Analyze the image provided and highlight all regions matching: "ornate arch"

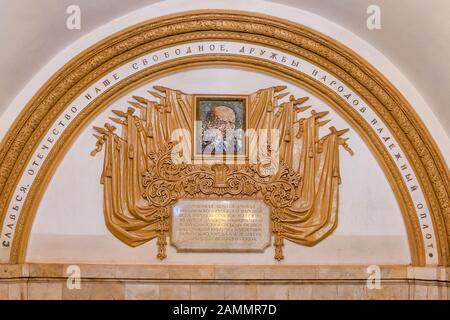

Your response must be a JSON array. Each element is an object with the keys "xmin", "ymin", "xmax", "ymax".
[{"xmin": 0, "ymin": 11, "xmax": 448, "ymax": 265}]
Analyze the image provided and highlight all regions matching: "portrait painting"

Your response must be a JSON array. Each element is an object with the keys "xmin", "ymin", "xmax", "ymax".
[{"xmin": 194, "ymin": 96, "xmax": 247, "ymax": 159}]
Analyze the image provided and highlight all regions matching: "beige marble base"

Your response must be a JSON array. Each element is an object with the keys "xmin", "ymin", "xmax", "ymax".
[{"xmin": 0, "ymin": 264, "xmax": 448, "ymax": 300}]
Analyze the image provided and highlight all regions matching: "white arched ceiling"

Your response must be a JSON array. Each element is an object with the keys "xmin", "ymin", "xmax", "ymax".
[{"xmin": 0, "ymin": 0, "xmax": 448, "ymax": 163}]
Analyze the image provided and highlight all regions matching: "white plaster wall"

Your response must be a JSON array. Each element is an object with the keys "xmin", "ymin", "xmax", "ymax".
[{"xmin": 27, "ymin": 67, "xmax": 411, "ymax": 264}]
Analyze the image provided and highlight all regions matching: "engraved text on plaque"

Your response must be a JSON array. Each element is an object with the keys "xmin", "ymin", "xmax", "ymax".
[{"xmin": 171, "ymin": 199, "xmax": 271, "ymax": 252}]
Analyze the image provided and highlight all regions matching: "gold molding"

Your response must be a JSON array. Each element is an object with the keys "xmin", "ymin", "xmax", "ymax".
[{"xmin": 0, "ymin": 10, "xmax": 448, "ymax": 265}]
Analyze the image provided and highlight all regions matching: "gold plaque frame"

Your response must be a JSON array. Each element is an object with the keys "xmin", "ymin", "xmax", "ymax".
[
  {"xmin": 169, "ymin": 198, "xmax": 272, "ymax": 254},
  {"xmin": 192, "ymin": 94, "xmax": 249, "ymax": 163}
]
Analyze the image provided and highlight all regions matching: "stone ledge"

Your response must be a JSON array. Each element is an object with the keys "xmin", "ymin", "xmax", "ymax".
[
  {"xmin": 1, "ymin": 264, "xmax": 449, "ymax": 300},
  {"xmin": 0, "ymin": 264, "xmax": 449, "ymax": 282},
  {"xmin": 0, "ymin": 278, "xmax": 448, "ymax": 300}
]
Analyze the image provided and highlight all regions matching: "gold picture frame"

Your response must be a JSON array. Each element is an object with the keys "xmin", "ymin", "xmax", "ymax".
[{"xmin": 192, "ymin": 94, "xmax": 249, "ymax": 163}]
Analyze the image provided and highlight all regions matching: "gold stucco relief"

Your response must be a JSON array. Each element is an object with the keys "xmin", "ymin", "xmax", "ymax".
[{"xmin": 92, "ymin": 85, "xmax": 353, "ymax": 260}]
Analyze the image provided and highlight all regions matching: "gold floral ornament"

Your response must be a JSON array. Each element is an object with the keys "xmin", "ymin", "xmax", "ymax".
[{"xmin": 91, "ymin": 85, "xmax": 353, "ymax": 260}]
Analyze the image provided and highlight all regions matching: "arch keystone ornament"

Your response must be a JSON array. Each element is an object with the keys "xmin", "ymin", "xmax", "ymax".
[{"xmin": 0, "ymin": 11, "xmax": 448, "ymax": 266}]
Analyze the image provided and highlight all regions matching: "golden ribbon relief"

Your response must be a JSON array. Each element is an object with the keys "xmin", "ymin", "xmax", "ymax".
[{"xmin": 91, "ymin": 85, "xmax": 353, "ymax": 260}]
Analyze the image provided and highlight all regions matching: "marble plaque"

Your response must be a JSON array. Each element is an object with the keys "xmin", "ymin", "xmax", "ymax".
[{"xmin": 171, "ymin": 199, "xmax": 271, "ymax": 252}]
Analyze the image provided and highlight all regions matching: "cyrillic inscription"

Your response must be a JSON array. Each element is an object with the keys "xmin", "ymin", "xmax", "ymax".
[{"xmin": 171, "ymin": 199, "xmax": 270, "ymax": 252}]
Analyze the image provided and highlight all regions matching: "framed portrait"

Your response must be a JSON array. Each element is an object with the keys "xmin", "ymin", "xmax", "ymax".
[{"xmin": 193, "ymin": 95, "xmax": 248, "ymax": 161}]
